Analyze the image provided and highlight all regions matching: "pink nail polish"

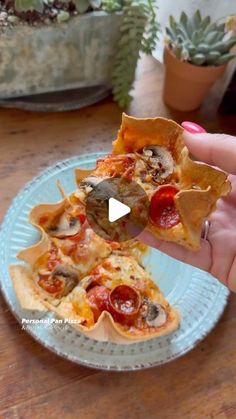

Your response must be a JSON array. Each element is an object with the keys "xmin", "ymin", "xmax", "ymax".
[{"xmin": 181, "ymin": 121, "xmax": 206, "ymax": 134}]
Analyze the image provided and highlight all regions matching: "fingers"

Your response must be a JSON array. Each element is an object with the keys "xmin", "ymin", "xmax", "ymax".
[
  {"xmin": 138, "ymin": 230, "xmax": 212, "ymax": 273},
  {"xmin": 183, "ymin": 131, "xmax": 236, "ymax": 175}
]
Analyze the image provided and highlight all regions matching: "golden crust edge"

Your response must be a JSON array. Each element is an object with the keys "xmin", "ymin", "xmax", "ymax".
[
  {"xmin": 112, "ymin": 113, "xmax": 183, "ymax": 152},
  {"xmin": 17, "ymin": 200, "xmax": 68, "ymax": 264},
  {"xmin": 49, "ymin": 301, "xmax": 180, "ymax": 344},
  {"xmin": 10, "ymin": 256, "xmax": 180, "ymax": 343},
  {"xmin": 10, "ymin": 265, "xmax": 48, "ymax": 311}
]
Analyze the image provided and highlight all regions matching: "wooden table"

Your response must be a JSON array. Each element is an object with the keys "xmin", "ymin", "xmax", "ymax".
[{"xmin": 0, "ymin": 57, "xmax": 236, "ymax": 419}]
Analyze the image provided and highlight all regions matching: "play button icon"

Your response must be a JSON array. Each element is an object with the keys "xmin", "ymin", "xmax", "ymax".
[
  {"xmin": 108, "ymin": 198, "xmax": 131, "ymax": 222},
  {"xmin": 85, "ymin": 177, "xmax": 149, "ymax": 242}
]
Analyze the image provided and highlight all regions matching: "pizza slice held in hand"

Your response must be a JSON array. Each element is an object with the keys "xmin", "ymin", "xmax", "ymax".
[{"xmin": 75, "ymin": 114, "xmax": 231, "ymax": 250}]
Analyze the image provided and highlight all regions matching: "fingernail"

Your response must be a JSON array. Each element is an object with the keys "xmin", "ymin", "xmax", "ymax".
[{"xmin": 181, "ymin": 121, "xmax": 206, "ymax": 134}]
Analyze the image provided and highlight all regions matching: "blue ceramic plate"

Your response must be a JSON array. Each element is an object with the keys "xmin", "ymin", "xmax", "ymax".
[{"xmin": 0, "ymin": 153, "xmax": 229, "ymax": 370}]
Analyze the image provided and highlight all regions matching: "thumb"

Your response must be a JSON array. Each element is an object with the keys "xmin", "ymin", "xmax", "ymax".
[{"xmin": 183, "ymin": 131, "xmax": 236, "ymax": 175}]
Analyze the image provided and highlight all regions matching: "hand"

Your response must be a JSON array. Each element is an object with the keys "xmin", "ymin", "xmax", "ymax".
[{"xmin": 139, "ymin": 128, "xmax": 236, "ymax": 292}]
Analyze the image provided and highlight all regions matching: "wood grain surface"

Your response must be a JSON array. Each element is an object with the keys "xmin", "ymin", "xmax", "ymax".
[{"xmin": 0, "ymin": 57, "xmax": 236, "ymax": 419}]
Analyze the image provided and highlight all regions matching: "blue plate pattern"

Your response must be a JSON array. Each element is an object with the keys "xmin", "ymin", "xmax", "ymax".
[{"xmin": 0, "ymin": 153, "xmax": 229, "ymax": 370}]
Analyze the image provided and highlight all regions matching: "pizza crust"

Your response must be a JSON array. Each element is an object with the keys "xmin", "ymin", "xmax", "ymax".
[
  {"xmin": 50, "ymin": 293, "xmax": 180, "ymax": 344},
  {"xmin": 10, "ymin": 265, "xmax": 47, "ymax": 311},
  {"xmin": 113, "ymin": 113, "xmax": 184, "ymax": 158},
  {"xmin": 75, "ymin": 168, "xmax": 93, "ymax": 185},
  {"xmin": 10, "ymin": 261, "xmax": 180, "ymax": 343},
  {"xmin": 74, "ymin": 114, "xmax": 231, "ymax": 249},
  {"xmin": 18, "ymin": 230, "xmax": 51, "ymax": 265}
]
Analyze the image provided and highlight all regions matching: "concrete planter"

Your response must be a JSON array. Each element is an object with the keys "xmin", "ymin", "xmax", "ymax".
[{"xmin": 0, "ymin": 11, "xmax": 122, "ymax": 99}]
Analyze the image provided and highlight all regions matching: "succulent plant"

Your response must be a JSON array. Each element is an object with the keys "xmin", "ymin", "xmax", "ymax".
[{"xmin": 166, "ymin": 10, "xmax": 236, "ymax": 66}]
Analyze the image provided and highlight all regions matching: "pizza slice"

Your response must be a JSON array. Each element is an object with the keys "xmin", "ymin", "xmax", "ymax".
[
  {"xmin": 10, "ymin": 197, "xmax": 111, "ymax": 309},
  {"xmin": 10, "ymin": 233, "xmax": 111, "ymax": 310},
  {"xmin": 10, "ymin": 187, "xmax": 147, "ymax": 310},
  {"xmin": 29, "ymin": 188, "xmax": 147, "ymax": 263},
  {"xmin": 50, "ymin": 254, "xmax": 180, "ymax": 343},
  {"xmin": 75, "ymin": 114, "xmax": 231, "ymax": 250},
  {"xmin": 29, "ymin": 197, "xmax": 111, "ymax": 274}
]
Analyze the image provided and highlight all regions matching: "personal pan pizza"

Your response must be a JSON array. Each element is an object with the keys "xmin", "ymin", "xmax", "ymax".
[{"xmin": 10, "ymin": 114, "xmax": 230, "ymax": 343}]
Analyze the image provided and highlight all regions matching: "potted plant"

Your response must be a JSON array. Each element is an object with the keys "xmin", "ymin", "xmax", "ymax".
[
  {"xmin": 0, "ymin": 0, "xmax": 159, "ymax": 107},
  {"xmin": 163, "ymin": 10, "xmax": 236, "ymax": 111}
]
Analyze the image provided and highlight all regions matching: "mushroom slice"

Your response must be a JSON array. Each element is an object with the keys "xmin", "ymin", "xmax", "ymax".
[
  {"xmin": 52, "ymin": 264, "xmax": 79, "ymax": 297},
  {"xmin": 142, "ymin": 300, "xmax": 167, "ymax": 327},
  {"xmin": 142, "ymin": 145, "xmax": 174, "ymax": 183},
  {"xmin": 74, "ymin": 177, "xmax": 104, "ymax": 201},
  {"xmin": 49, "ymin": 212, "xmax": 81, "ymax": 238},
  {"xmin": 80, "ymin": 176, "xmax": 103, "ymax": 191}
]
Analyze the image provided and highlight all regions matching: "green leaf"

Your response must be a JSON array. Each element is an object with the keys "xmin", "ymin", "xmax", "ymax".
[
  {"xmin": 206, "ymin": 50, "xmax": 221, "ymax": 64},
  {"xmin": 191, "ymin": 53, "xmax": 206, "ymax": 65},
  {"xmin": 165, "ymin": 27, "xmax": 175, "ymax": 41},
  {"xmin": 205, "ymin": 31, "xmax": 221, "ymax": 45},
  {"xmin": 192, "ymin": 9, "xmax": 202, "ymax": 29},
  {"xmin": 216, "ymin": 22, "xmax": 225, "ymax": 32},
  {"xmin": 180, "ymin": 11, "xmax": 188, "ymax": 29},
  {"xmin": 169, "ymin": 15, "xmax": 177, "ymax": 31},
  {"xmin": 215, "ymin": 32, "xmax": 226, "ymax": 42},
  {"xmin": 191, "ymin": 29, "xmax": 201, "ymax": 45},
  {"xmin": 111, "ymin": 0, "xmax": 159, "ymax": 107},
  {"xmin": 175, "ymin": 45, "xmax": 183, "ymax": 60},
  {"xmin": 57, "ymin": 10, "xmax": 70, "ymax": 22},
  {"xmin": 215, "ymin": 53, "xmax": 236, "ymax": 65},
  {"xmin": 102, "ymin": 0, "xmax": 123, "ymax": 12},
  {"xmin": 74, "ymin": 0, "xmax": 90, "ymax": 13},
  {"xmin": 7, "ymin": 15, "xmax": 19, "ymax": 23},
  {"xmin": 176, "ymin": 23, "xmax": 189, "ymax": 40},
  {"xmin": 210, "ymin": 37, "xmax": 236, "ymax": 54},
  {"xmin": 200, "ymin": 15, "xmax": 211, "ymax": 32},
  {"xmin": 203, "ymin": 22, "xmax": 216, "ymax": 36},
  {"xmin": 197, "ymin": 43, "xmax": 209, "ymax": 54},
  {"xmin": 15, "ymin": 0, "xmax": 44, "ymax": 12}
]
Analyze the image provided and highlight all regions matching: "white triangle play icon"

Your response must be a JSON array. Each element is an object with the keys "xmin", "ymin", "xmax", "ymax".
[{"xmin": 108, "ymin": 197, "xmax": 131, "ymax": 223}]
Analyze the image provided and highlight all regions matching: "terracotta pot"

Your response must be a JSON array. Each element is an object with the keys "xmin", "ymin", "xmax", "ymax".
[{"xmin": 163, "ymin": 47, "xmax": 227, "ymax": 111}]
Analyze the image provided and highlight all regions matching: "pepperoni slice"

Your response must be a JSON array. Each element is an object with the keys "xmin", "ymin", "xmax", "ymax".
[
  {"xmin": 87, "ymin": 285, "xmax": 111, "ymax": 322},
  {"xmin": 150, "ymin": 186, "xmax": 180, "ymax": 229},
  {"xmin": 38, "ymin": 275, "xmax": 63, "ymax": 295},
  {"xmin": 77, "ymin": 213, "xmax": 86, "ymax": 225},
  {"xmin": 109, "ymin": 285, "xmax": 141, "ymax": 325}
]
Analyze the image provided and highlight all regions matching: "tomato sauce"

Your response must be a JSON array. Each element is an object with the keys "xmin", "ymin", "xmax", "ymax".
[{"xmin": 150, "ymin": 186, "xmax": 180, "ymax": 229}]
